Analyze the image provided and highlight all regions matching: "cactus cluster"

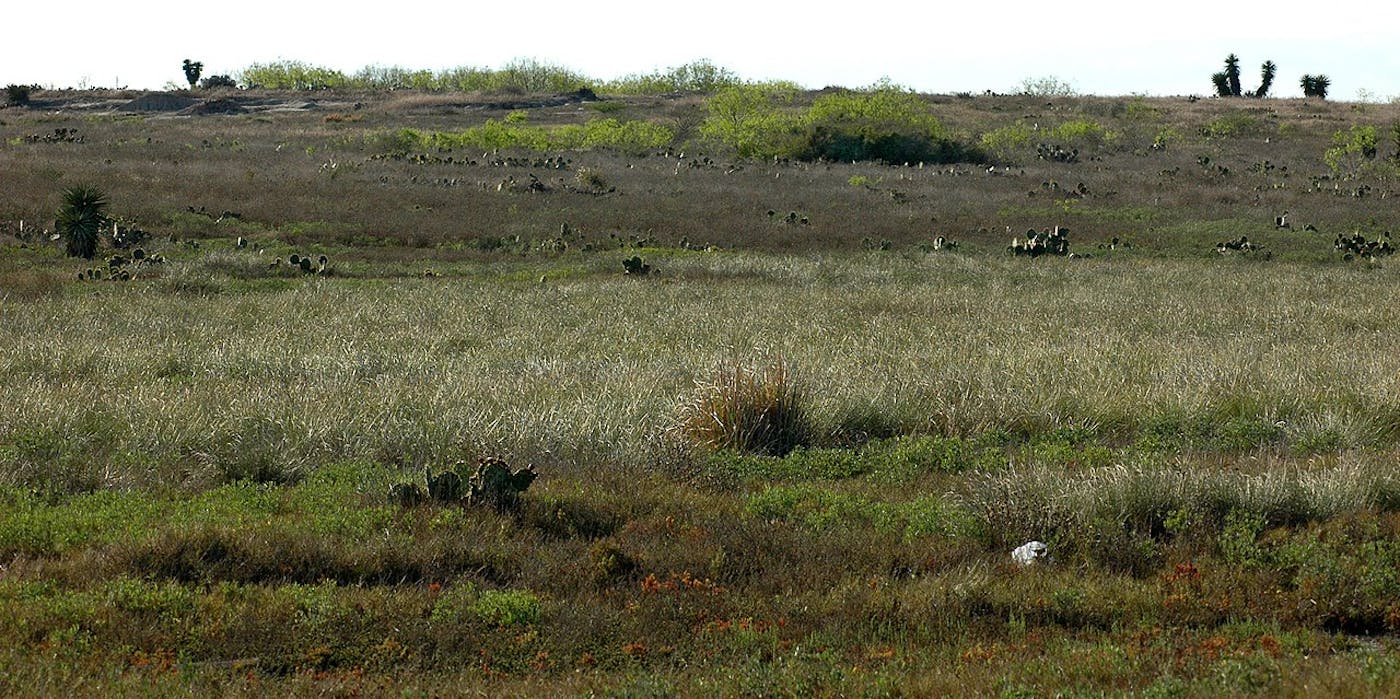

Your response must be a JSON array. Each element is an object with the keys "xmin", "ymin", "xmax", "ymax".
[
  {"xmin": 77, "ymin": 248, "xmax": 165, "ymax": 281},
  {"xmin": 767, "ymin": 210, "xmax": 810, "ymax": 225},
  {"xmin": 496, "ymin": 173, "xmax": 549, "ymax": 193},
  {"xmin": 26, "ymin": 127, "xmax": 83, "ymax": 144},
  {"xmin": 388, "ymin": 457, "xmax": 538, "ymax": 511},
  {"xmin": 271, "ymin": 253, "xmax": 330, "ymax": 274},
  {"xmin": 1335, "ymin": 231, "xmax": 1394, "ymax": 261},
  {"xmin": 1036, "ymin": 144, "xmax": 1078, "ymax": 163},
  {"xmin": 1215, "ymin": 236, "xmax": 1264, "ymax": 254},
  {"xmin": 623, "ymin": 255, "xmax": 652, "ymax": 276},
  {"xmin": 1010, "ymin": 226, "xmax": 1071, "ymax": 257},
  {"xmin": 469, "ymin": 456, "xmax": 538, "ymax": 511},
  {"xmin": 110, "ymin": 219, "xmax": 150, "ymax": 248}
]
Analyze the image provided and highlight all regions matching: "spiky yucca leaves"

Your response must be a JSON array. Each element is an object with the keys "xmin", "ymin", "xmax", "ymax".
[
  {"xmin": 1255, "ymin": 60, "xmax": 1277, "ymax": 98},
  {"xmin": 182, "ymin": 59, "xmax": 203, "ymax": 89},
  {"xmin": 675, "ymin": 359, "xmax": 811, "ymax": 456},
  {"xmin": 1224, "ymin": 54, "xmax": 1242, "ymax": 97},
  {"xmin": 1211, "ymin": 72, "xmax": 1231, "ymax": 98},
  {"xmin": 57, "ymin": 185, "xmax": 110, "ymax": 259},
  {"xmin": 1301, "ymin": 74, "xmax": 1331, "ymax": 99}
]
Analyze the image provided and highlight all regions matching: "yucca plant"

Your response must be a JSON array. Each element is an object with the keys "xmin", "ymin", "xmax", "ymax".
[
  {"xmin": 1301, "ymin": 74, "xmax": 1331, "ymax": 99},
  {"xmin": 1212, "ymin": 54, "xmax": 1276, "ymax": 98},
  {"xmin": 1254, "ymin": 61, "xmax": 1277, "ymax": 98},
  {"xmin": 675, "ymin": 359, "xmax": 811, "ymax": 456},
  {"xmin": 182, "ymin": 59, "xmax": 203, "ymax": 89},
  {"xmin": 57, "ymin": 185, "xmax": 109, "ymax": 259}
]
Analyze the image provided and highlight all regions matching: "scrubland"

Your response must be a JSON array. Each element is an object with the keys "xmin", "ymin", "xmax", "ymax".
[{"xmin": 3, "ymin": 79, "xmax": 1400, "ymax": 696}]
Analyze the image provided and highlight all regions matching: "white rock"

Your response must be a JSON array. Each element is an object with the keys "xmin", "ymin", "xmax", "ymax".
[{"xmin": 1011, "ymin": 540, "xmax": 1048, "ymax": 566}]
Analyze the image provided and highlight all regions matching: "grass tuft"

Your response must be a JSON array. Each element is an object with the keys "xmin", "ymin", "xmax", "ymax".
[{"xmin": 674, "ymin": 359, "xmax": 810, "ymax": 456}]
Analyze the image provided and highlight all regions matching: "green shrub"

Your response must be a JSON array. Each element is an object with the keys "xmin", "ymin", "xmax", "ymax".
[
  {"xmin": 199, "ymin": 74, "xmax": 238, "ymax": 89},
  {"xmin": 699, "ymin": 83, "xmax": 804, "ymax": 158},
  {"xmin": 239, "ymin": 61, "xmax": 351, "ymax": 90},
  {"xmin": 5, "ymin": 83, "xmax": 32, "ymax": 106},
  {"xmin": 674, "ymin": 359, "xmax": 811, "ymax": 456},
  {"xmin": 382, "ymin": 116, "xmax": 673, "ymax": 155},
  {"xmin": 1047, "ymin": 119, "xmax": 1119, "ymax": 148},
  {"xmin": 700, "ymin": 80, "xmax": 982, "ymax": 165},
  {"xmin": 471, "ymin": 589, "xmax": 542, "ymax": 627},
  {"xmin": 1325, "ymin": 125, "xmax": 1379, "ymax": 176},
  {"xmin": 1017, "ymin": 75, "xmax": 1077, "ymax": 97},
  {"xmin": 980, "ymin": 122, "xmax": 1034, "ymax": 160},
  {"xmin": 797, "ymin": 81, "xmax": 982, "ymax": 164},
  {"xmin": 1201, "ymin": 111, "xmax": 1262, "ymax": 140},
  {"xmin": 605, "ymin": 59, "xmax": 742, "ymax": 95}
]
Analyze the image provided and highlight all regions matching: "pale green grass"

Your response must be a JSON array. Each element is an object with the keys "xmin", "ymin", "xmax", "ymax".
[{"xmin": 4, "ymin": 252, "xmax": 1400, "ymax": 490}]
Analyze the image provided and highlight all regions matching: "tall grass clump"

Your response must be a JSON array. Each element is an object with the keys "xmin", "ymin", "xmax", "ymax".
[{"xmin": 675, "ymin": 359, "xmax": 811, "ymax": 456}]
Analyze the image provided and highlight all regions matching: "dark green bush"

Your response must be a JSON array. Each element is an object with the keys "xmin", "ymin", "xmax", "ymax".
[
  {"xmin": 798, "ymin": 124, "xmax": 983, "ymax": 165},
  {"xmin": 5, "ymin": 83, "xmax": 32, "ymax": 106},
  {"xmin": 700, "ymin": 81, "xmax": 983, "ymax": 165},
  {"xmin": 200, "ymin": 74, "xmax": 238, "ymax": 89}
]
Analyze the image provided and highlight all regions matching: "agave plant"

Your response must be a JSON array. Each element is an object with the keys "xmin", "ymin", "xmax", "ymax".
[{"xmin": 57, "ymin": 185, "xmax": 109, "ymax": 259}]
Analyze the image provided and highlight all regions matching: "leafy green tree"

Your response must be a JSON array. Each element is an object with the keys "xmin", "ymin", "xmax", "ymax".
[
  {"xmin": 57, "ymin": 185, "xmax": 109, "ymax": 259},
  {"xmin": 1225, "ymin": 54, "xmax": 1242, "ymax": 96},
  {"xmin": 699, "ymin": 84, "xmax": 801, "ymax": 158},
  {"xmin": 182, "ymin": 59, "xmax": 203, "ymax": 89}
]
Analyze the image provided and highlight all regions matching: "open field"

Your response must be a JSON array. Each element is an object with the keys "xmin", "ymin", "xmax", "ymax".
[{"xmin": 3, "ymin": 85, "xmax": 1400, "ymax": 696}]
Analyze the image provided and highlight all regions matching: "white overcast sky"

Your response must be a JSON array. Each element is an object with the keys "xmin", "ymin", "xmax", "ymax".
[{"xmin": 6, "ymin": 1, "xmax": 1399, "ymax": 99}]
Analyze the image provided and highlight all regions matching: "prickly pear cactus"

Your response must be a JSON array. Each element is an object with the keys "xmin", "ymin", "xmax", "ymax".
[
  {"xmin": 468, "ymin": 457, "xmax": 538, "ymax": 511},
  {"xmin": 425, "ymin": 468, "xmax": 463, "ymax": 503},
  {"xmin": 388, "ymin": 482, "xmax": 427, "ymax": 507}
]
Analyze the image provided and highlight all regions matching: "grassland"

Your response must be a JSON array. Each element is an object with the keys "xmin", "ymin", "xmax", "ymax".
[{"xmin": 3, "ymin": 83, "xmax": 1400, "ymax": 697}]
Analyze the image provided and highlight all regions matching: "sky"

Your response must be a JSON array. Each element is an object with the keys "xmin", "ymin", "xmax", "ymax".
[{"xmin": 6, "ymin": 1, "xmax": 1400, "ymax": 100}]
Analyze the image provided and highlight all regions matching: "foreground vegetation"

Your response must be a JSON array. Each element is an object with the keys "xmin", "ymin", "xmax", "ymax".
[{"xmin": 3, "ymin": 82, "xmax": 1400, "ymax": 695}]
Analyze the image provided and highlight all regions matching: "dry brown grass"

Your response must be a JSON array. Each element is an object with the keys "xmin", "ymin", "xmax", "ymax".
[
  {"xmin": 674, "ymin": 358, "xmax": 811, "ymax": 456},
  {"xmin": 3, "ymin": 89, "xmax": 1396, "ymax": 260}
]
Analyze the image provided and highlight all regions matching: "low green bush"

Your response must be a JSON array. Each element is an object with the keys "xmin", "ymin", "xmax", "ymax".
[{"xmin": 700, "ymin": 80, "xmax": 983, "ymax": 165}]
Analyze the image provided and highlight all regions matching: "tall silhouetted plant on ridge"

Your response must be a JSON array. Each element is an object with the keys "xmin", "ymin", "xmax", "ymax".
[
  {"xmin": 1212, "ymin": 54, "xmax": 1275, "ymax": 98},
  {"xmin": 1301, "ymin": 74, "xmax": 1331, "ymax": 99}
]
